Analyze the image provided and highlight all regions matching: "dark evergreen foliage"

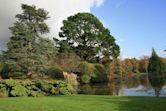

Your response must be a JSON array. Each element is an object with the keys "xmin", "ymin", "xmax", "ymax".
[
  {"xmin": 2, "ymin": 4, "xmax": 56, "ymax": 78},
  {"xmin": 148, "ymin": 48, "xmax": 166, "ymax": 97}
]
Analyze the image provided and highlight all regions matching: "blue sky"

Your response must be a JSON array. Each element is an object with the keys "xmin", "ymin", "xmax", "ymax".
[{"xmin": 91, "ymin": 0, "xmax": 166, "ymax": 58}]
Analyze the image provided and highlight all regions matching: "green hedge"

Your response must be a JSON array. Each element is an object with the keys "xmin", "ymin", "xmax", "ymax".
[{"xmin": 0, "ymin": 79, "xmax": 76, "ymax": 97}]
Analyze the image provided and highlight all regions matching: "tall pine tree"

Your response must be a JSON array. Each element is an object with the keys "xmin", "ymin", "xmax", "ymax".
[{"xmin": 2, "ymin": 4, "xmax": 55, "ymax": 78}]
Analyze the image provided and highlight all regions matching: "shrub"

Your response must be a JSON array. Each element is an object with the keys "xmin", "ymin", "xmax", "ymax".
[
  {"xmin": 78, "ymin": 62, "xmax": 96, "ymax": 83},
  {"xmin": 0, "ymin": 79, "xmax": 75, "ymax": 97},
  {"xmin": 79, "ymin": 84, "xmax": 95, "ymax": 94},
  {"xmin": 10, "ymin": 85, "xmax": 27, "ymax": 97},
  {"xmin": 0, "ymin": 92, "xmax": 7, "ymax": 97},
  {"xmin": 82, "ymin": 75, "xmax": 91, "ymax": 84},
  {"xmin": 28, "ymin": 91, "xmax": 44, "ymax": 97},
  {"xmin": 91, "ymin": 64, "xmax": 108, "ymax": 83},
  {"xmin": 26, "ymin": 84, "xmax": 40, "ymax": 92},
  {"xmin": 50, "ymin": 87, "xmax": 59, "ymax": 95},
  {"xmin": 67, "ymin": 84, "xmax": 77, "ymax": 94},
  {"xmin": 63, "ymin": 72, "xmax": 78, "ymax": 94},
  {"xmin": 20, "ymin": 80, "xmax": 33, "ymax": 86},
  {"xmin": 0, "ymin": 85, "xmax": 8, "ymax": 97},
  {"xmin": 59, "ymin": 87, "xmax": 71, "ymax": 95},
  {"xmin": 3, "ymin": 79, "xmax": 20, "ymax": 88},
  {"xmin": 35, "ymin": 80, "xmax": 53, "ymax": 95},
  {"xmin": 45, "ymin": 67, "xmax": 64, "ymax": 79},
  {"xmin": 78, "ymin": 62, "xmax": 108, "ymax": 83}
]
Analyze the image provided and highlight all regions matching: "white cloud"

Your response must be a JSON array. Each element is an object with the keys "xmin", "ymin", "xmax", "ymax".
[
  {"xmin": 94, "ymin": 0, "xmax": 104, "ymax": 7},
  {"xmin": 0, "ymin": 0, "xmax": 104, "ymax": 50}
]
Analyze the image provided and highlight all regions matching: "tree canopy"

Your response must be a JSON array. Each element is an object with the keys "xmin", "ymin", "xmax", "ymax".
[{"xmin": 58, "ymin": 13, "xmax": 120, "ymax": 63}]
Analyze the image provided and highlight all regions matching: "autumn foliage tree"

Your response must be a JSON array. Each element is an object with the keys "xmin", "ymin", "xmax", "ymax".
[
  {"xmin": 139, "ymin": 56, "xmax": 149, "ymax": 73},
  {"xmin": 108, "ymin": 59, "xmax": 123, "ymax": 81}
]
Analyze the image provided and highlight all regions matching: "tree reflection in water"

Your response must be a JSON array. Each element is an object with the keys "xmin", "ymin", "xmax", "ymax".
[{"xmin": 79, "ymin": 74, "xmax": 166, "ymax": 96}]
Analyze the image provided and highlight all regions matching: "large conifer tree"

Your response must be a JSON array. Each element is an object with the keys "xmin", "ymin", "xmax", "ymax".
[
  {"xmin": 148, "ymin": 49, "xmax": 166, "ymax": 96},
  {"xmin": 2, "ymin": 4, "xmax": 55, "ymax": 78}
]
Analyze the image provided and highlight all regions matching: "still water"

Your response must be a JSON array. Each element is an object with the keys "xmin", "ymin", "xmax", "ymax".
[{"xmin": 79, "ymin": 75, "xmax": 166, "ymax": 96}]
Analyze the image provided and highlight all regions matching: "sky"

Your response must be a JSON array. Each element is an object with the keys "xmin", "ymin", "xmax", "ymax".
[
  {"xmin": 91, "ymin": 0, "xmax": 166, "ymax": 58},
  {"xmin": 0, "ymin": 0, "xmax": 166, "ymax": 58}
]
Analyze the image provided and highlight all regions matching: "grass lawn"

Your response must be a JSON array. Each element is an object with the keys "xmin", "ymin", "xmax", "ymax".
[{"xmin": 0, "ymin": 95, "xmax": 166, "ymax": 111}]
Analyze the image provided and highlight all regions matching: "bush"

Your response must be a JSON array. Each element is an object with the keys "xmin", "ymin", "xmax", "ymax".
[
  {"xmin": 28, "ymin": 91, "xmax": 44, "ymax": 97},
  {"xmin": 59, "ymin": 87, "xmax": 71, "ymax": 95},
  {"xmin": 45, "ymin": 67, "xmax": 64, "ymax": 79},
  {"xmin": 91, "ymin": 64, "xmax": 108, "ymax": 83},
  {"xmin": 78, "ymin": 62, "xmax": 97, "ymax": 83},
  {"xmin": 10, "ymin": 85, "xmax": 27, "ymax": 97},
  {"xmin": 63, "ymin": 72, "xmax": 78, "ymax": 94},
  {"xmin": 67, "ymin": 84, "xmax": 77, "ymax": 94},
  {"xmin": 82, "ymin": 75, "xmax": 91, "ymax": 84},
  {"xmin": 50, "ymin": 87, "xmax": 59, "ymax": 95},
  {"xmin": 20, "ymin": 80, "xmax": 34, "ymax": 86},
  {"xmin": 0, "ymin": 79, "xmax": 75, "ymax": 97},
  {"xmin": 0, "ymin": 84, "xmax": 8, "ymax": 97},
  {"xmin": 35, "ymin": 80, "xmax": 53, "ymax": 95},
  {"xmin": 3, "ymin": 79, "xmax": 20, "ymax": 88},
  {"xmin": 79, "ymin": 84, "xmax": 95, "ymax": 94},
  {"xmin": 78, "ymin": 62, "xmax": 108, "ymax": 83}
]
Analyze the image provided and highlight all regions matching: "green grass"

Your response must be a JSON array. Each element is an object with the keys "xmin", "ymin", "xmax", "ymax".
[{"xmin": 0, "ymin": 95, "xmax": 166, "ymax": 111}]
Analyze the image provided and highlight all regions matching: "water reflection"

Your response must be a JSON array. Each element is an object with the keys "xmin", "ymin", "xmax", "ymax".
[{"xmin": 79, "ymin": 74, "xmax": 166, "ymax": 96}]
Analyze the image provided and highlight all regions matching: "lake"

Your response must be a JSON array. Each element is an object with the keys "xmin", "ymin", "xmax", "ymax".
[{"xmin": 79, "ymin": 74, "xmax": 166, "ymax": 96}]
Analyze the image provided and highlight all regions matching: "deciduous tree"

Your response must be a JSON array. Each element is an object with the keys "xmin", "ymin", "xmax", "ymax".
[{"xmin": 58, "ymin": 13, "xmax": 120, "ymax": 63}]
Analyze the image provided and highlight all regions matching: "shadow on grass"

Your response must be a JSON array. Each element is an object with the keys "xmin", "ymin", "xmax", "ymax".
[
  {"xmin": 55, "ymin": 95, "xmax": 166, "ymax": 111},
  {"xmin": 114, "ymin": 96, "xmax": 166, "ymax": 111}
]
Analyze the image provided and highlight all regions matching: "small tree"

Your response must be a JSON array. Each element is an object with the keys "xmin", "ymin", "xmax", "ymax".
[{"xmin": 148, "ymin": 49, "xmax": 166, "ymax": 97}]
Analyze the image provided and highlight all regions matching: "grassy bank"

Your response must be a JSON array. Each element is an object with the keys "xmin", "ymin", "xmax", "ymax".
[{"xmin": 0, "ymin": 95, "xmax": 166, "ymax": 111}]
